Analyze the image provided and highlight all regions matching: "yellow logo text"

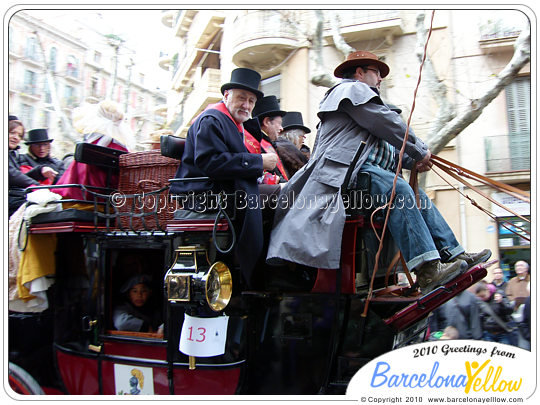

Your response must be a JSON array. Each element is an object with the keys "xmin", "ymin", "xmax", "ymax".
[{"xmin": 464, "ymin": 360, "xmax": 522, "ymax": 394}]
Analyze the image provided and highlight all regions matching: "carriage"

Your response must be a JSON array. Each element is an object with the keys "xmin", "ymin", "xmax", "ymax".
[{"xmin": 8, "ymin": 137, "xmax": 488, "ymax": 395}]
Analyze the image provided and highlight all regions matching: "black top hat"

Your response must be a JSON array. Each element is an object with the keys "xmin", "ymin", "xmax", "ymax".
[
  {"xmin": 253, "ymin": 95, "xmax": 286, "ymax": 120},
  {"xmin": 221, "ymin": 68, "xmax": 264, "ymax": 99},
  {"xmin": 281, "ymin": 111, "xmax": 311, "ymax": 134},
  {"xmin": 25, "ymin": 128, "xmax": 53, "ymax": 144},
  {"xmin": 9, "ymin": 115, "xmax": 19, "ymax": 121}
]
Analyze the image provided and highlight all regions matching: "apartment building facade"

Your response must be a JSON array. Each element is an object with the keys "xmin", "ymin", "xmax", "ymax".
[
  {"xmin": 158, "ymin": 8, "xmax": 531, "ymax": 276},
  {"xmin": 8, "ymin": 11, "xmax": 167, "ymax": 156}
]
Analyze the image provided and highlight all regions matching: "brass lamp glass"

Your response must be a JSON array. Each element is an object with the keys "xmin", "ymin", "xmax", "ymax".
[
  {"xmin": 165, "ymin": 246, "xmax": 232, "ymax": 311},
  {"xmin": 206, "ymin": 262, "xmax": 233, "ymax": 312}
]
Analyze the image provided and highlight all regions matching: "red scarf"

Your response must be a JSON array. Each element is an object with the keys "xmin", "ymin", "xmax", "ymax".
[
  {"xmin": 199, "ymin": 102, "xmax": 262, "ymax": 153},
  {"xmin": 198, "ymin": 102, "xmax": 285, "ymax": 183},
  {"xmin": 260, "ymin": 138, "xmax": 289, "ymax": 181}
]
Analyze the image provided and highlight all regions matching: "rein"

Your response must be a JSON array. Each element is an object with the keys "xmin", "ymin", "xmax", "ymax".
[{"xmin": 430, "ymin": 158, "xmax": 530, "ymax": 241}]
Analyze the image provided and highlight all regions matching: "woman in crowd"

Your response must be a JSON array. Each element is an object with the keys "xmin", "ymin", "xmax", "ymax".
[
  {"xmin": 476, "ymin": 281, "xmax": 515, "ymax": 345},
  {"xmin": 8, "ymin": 116, "xmax": 58, "ymax": 216}
]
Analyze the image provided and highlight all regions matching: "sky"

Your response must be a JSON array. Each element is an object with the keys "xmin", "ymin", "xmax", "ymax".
[{"xmin": 20, "ymin": 8, "xmax": 173, "ymax": 90}]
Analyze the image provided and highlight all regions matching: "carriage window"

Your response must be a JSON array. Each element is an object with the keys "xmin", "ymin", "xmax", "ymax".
[{"xmin": 106, "ymin": 249, "xmax": 165, "ymax": 339}]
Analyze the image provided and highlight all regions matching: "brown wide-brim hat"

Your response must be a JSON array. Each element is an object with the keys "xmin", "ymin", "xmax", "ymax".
[{"xmin": 334, "ymin": 50, "xmax": 390, "ymax": 79}]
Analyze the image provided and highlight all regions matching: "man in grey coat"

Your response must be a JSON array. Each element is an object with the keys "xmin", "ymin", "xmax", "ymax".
[{"xmin": 266, "ymin": 50, "xmax": 491, "ymax": 294}]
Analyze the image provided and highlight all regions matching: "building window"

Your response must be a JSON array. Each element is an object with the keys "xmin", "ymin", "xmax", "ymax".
[
  {"xmin": 66, "ymin": 55, "xmax": 79, "ymax": 78},
  {"xmin": 25, "ymin": 36, "xmax": 38, "ymax": 60},
  {"xmin": 261, "ymin": 75, "xmax": 281, "ymax": 100},
  {"xmin": 20, "ymin": 103, "xmax": 34, "ymax": 128},
  {"xmin": 94, "ymin": 51, "xmax": 101, "ymax": 64},
  {"xmin": 49, "ymin": 47, "xmax": 57, "ymax": 72},
  {"xmin": 23, "ymin": 70, "xmax": 37, "ymax": 94},
  {"xmin": 90, "ymin": 76, "xmax": 99, "ymax": 98},
  {"xmin": 496, "ymin": 216, "xmax": 530, "ymax": 275},
  {"xmin": 485, "ymin": 76, "xmax": 530, "ymax": 172},
  {"xmin": 64, "ymin": 85, "xmax": 76, "ymax": 106},
  {"xmin": 44, "ymin": 81, "xmax": 52, "ymax": 103},
  {"xmin": 505, "ymin": 76, "xmax": 530, "ymax": 170}
]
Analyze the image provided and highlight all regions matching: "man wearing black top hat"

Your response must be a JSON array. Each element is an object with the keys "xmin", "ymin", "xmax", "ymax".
[
  {"xmin": 20, "ymin": 128, "xmax": 65, "ymax": 184},
  {"xmin": 251, "ymin": 95, "xmax": 292, "ymax": 182},
  {"xmin": 279, "ymin": 111, "xmax": 311, "ymax": 149},
  {"xmin": 170, "ymin": 68, "xmax": 278, "ymax": 288}
]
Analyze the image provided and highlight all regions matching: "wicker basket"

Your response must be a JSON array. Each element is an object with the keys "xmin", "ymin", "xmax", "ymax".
[{"xmin": 117, "ymin": 150, "xmax": 179, "ymax": 230}]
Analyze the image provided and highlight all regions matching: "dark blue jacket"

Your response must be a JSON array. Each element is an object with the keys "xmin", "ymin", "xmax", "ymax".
[
  {"xmin": 19, "ymin": 152, "xmax": 65, "ymax": 184},
  {"xmin": 170, "ymin": 105, "xmax": 264, "ymax": 287}
]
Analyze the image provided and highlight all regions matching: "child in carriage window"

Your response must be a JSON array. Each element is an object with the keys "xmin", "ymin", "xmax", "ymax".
[{"xmin": 113, "ymin": 274, "xmax": 163, "ymax": 335}]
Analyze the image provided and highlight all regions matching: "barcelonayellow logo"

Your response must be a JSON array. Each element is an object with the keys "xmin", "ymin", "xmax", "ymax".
[{"xmin": 347, "ymin": 340, "xmax": 533, "ymax": 399}]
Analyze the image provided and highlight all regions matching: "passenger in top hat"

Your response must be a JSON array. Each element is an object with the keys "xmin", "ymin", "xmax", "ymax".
[
  {"xmin": 267, "ymin": 50, "xmax": 491, "ymax": 294},
  {"xmin": 19, "ymin": 128, "xmax": 65, "ymax": 184},
  {"xmin": 278, "ymin": 111, "xmax": 311, "ymax": 149},
  {"xmin": 170, "ymin": 67, "xmax": 279, "ymax": 289},
  {"xmin": 250, "ymin": 95, "xmax": 299, "ymax": 182},
  {"xmin": 252, "ymin": 96, "xmax": 286, "ymax": 142},
  {"xmin": 7, "ymin": 120, "xmax": 60, "ymax": 216},
  {"xmin": 250, "ymin": 105, "xmax": 311, "ymax": 179}
]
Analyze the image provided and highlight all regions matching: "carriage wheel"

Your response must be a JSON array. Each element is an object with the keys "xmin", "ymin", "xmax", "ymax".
[{"xmin": 8, "ymin": 362, "xmax": 44, "ymax": 395}]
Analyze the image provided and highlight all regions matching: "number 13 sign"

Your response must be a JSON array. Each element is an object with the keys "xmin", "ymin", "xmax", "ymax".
[{"xmin": 179, "ymin": 313, "xmax": 229, "ymax": 357}]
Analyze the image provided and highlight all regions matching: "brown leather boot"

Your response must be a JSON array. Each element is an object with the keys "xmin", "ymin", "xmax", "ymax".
[
  {"xmin": 416, "ymin": 259, "xmax": 468, "ymax": 294},
  {"xmin": 454, "ymin": 249, "xmax": 492, "ymax": 268}
]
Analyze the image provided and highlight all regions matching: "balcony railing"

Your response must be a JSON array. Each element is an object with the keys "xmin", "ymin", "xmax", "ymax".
[
  {"xmin": 180, "ymin": 67, "xmax": 222, "ymax": 136},
  {"xmin": 478, "ymin": 19, "xmax": 521, "ymax": 53},
  {"xmin": 485, "ymin": 133, "xmax": 530, "ymax": 172},
  {"xmin": 231, "ymin": 10, "xmax": 299, "ymax": 48},
  {"xmin": 337, "ymin": 10, "xmax": 401, "ymax": 28},
  {"xmin": 231, "ymin": 10, "xmax": 301, "ymax": 71}
]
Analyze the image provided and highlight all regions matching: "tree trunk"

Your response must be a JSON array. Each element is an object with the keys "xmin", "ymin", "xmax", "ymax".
[{"xmin": 33, "ymin": 30, "xmax": 76, "ymax": 143}]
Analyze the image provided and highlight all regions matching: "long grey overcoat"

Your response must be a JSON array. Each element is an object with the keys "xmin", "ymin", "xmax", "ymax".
[{"xmin": 266, "ymin": 80, "xmax": 429, "ymax": 269}]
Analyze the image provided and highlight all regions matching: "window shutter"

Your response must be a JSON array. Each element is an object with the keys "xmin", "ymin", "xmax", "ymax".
[{"xmin": 505, "ymin": 77, "xmax": 530, "ymax": 170}]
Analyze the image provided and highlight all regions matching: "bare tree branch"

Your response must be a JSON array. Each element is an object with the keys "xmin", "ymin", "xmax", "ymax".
[
  {"xmin": 415, "ymin": 12, "xmax": 456, "ymax": 136},
  {"xmin": 310, "ymin": 10, "xmax": 338, "ymax": 88},
  {"xmin": 329, "ymin": 11, "xmax": 355, "ymax": 56},
  {"xmin": 427, "ymin": 26, "xmax": 530, "ymax": 154}
]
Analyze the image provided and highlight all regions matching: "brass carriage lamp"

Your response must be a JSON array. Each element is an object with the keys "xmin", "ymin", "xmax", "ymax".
[{"xmin": 165, "ymin": 246, "xmax": 232, "ymax": 312}]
